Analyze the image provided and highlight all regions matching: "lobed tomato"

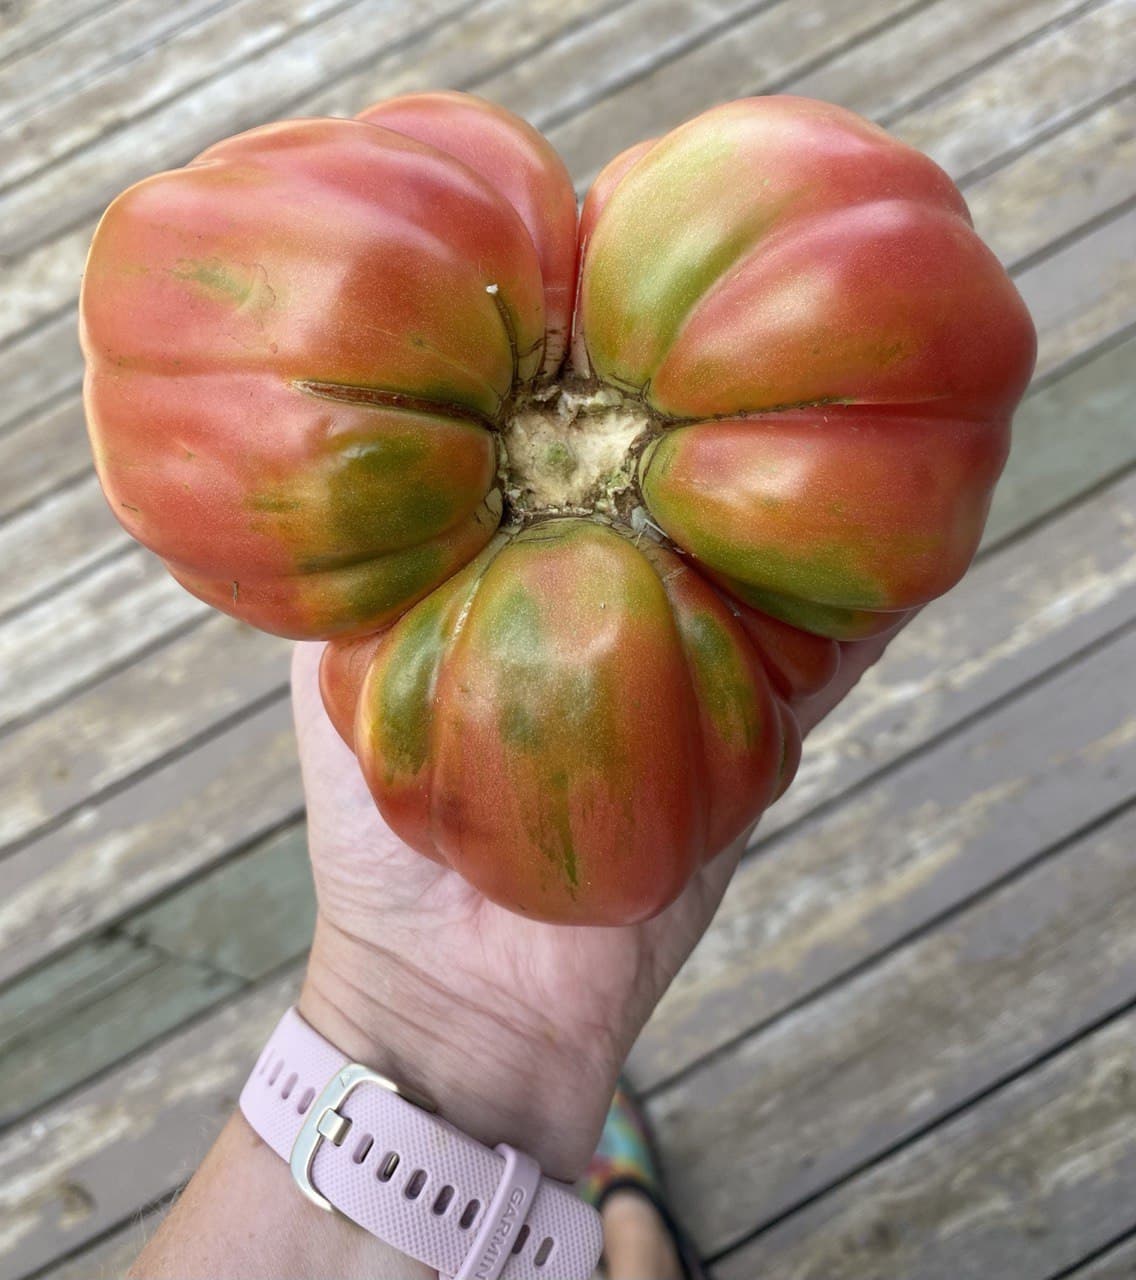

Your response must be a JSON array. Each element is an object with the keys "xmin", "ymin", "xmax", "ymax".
[{"xmin": 81, "ymin": 92, "xmax": 1035, "ymax": 923}]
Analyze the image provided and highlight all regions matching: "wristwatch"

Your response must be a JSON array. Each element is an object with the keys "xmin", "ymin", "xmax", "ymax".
[{"xmin": 239, "ymin": 1007, "xmax": 604, "ymax": 1280}]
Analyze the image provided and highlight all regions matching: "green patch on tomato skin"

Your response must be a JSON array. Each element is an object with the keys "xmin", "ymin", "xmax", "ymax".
[
  {"xmin": 719, "ymin": 576, "xmax": 890, "ymax": 641},
  {"xmin": 481, "ymin": 583, "xmax": 545, "ymax": 661},
  {"xmin": 680, "ymin": 610, "xmax": 761, "ymax": 750},
  {"xmin": 339, "ymin": 540, "xmax": 446, "ymax": 629},
  {"xmin": 500, "ymin": 699, "xmax": 542, "ymax": 752},
  {"xmin": 374, "ymin": 591, "xmax": 450, "ymax": 780}
]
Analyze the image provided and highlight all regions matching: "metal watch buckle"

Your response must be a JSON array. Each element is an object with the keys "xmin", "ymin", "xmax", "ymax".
[{"xmin": 289, "ymin": 1061, "xmax": 436, "ymax": 1212}]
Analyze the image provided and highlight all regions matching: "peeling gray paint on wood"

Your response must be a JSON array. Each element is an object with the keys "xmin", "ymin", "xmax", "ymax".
[
  {"xmin": 0, "ymin": 698, "xmax": 302, "ymax": 986},
  {"xmin": 714, "ymin": 998, "xmax": 1136, "ymax": 1280},
  {"xmin": 0, "ymin": 614, "xmax": 289, "ymax": 848},
  {"xmin": 1066, "ymin": 1234, "xmax": 1136, "ymax": 1278},
  {"xmin": 0, "ymin": 823, "xmax": 312, "ymax": 1122},
  {"xmin": 650, "ymin": 798, "xmax": 1136, "ymax": 1255},
  {"xmin": 0, "ymin": 970, "xmax": 302, "ymax": 1277}
]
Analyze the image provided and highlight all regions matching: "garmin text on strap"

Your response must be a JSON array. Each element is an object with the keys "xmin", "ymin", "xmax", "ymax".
[{"xmin": 239, "ymin": 1007, "xmax": 602, "ymax": 1280}]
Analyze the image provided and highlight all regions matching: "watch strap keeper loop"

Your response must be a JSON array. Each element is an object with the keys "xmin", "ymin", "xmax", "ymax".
[{"xmin": 449, "ymin": 1144, "xmax": 539, "ymax": 1280}]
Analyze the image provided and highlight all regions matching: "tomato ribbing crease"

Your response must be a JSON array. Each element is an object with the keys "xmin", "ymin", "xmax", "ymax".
[{"xmin": 80, "ymin": 92, "xmax": 1036, "ymax": 924}]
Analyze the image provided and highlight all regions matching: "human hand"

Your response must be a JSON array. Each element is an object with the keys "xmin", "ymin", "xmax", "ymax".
[{"xmin": 293, "ymin": 626, "xmax": 901, "ymax": 1183}]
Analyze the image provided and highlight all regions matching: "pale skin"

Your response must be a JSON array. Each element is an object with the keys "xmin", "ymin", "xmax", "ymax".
[{"xmin": 130, "ymin": 626, "xmax": 898, "ymax": 1279}]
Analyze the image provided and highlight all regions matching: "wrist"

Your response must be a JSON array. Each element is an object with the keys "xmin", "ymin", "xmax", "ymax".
[{"xmin": 298, "ymin": 914, "xmax": 617, "ymax": 1183}]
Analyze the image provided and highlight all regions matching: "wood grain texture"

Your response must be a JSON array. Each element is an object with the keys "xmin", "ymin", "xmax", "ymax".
[
  {"xmin": 1067, "ymin": 1234, "xmax": 1136, "ymax": 1279},
  {"xmin": 0, "ymin": 0, "xmax": 461, "ymax": 198},
  {"xmin": 649, "ymin": 772, "xmax": 1136, "ymax": 1254},
  {"xmin": 0, "ymin": 476, "xmax": 129, "ymax": 618},
  {"xmin": 0, "ymin": 697, "xmax": 302, "ymax": 987},
  {"xmin": 0, "ymin": 0, "xmax": 620, "ymax": 347},
  {"xmin": 120, "ymin": 821, "xmax": 314, "ymax": 983},
  {"xmin": 0, "ymin": 969, "xmax": 302, "ymax": 1278},
  {"xmin": 714, "ymin": 989, "xmax": 1136, "ymax": 1280},
  {"xmin": 551, "ymin": 0, "xmax": 1105, "ymax": 186},
  {"xmin": 0, "ymin": 313, "xmax": 80, "ymax": 437},
  {"xmin": 965, "ymin": 87, "xmax": 1136, "ymax": 269},
  {"xmin": 0, "ymin": 552, "xmax": 200, "ymax": 733},
  {"xmin": 34, "ymin": 1214, "xmax": 160, "ymax": 1280},
  {"xmin": 0, "ymin": 0, "xmax": 238, "ymax": 132},
  {"xmin": 896, "ymin": 0, "xmax": 1135, "ymax": 182},
  {"xmin": 634, "ymin": 494, "xmax": 1136, "ymax": 1084},
  {"xmin": 0, "ymin": 615, "xmax": 289, "ymax": 850},
  {"xmin": 0, "ymin": 942, "xmax": 240, "ymax": 1128},
  {"xmin": 0, "ymin": 399, "xmax": 88, "ymax": 523},
  {"xmin": 0, "ymin": 0, "xmax": 119, "ymax": 65},
  {"xmin": 983, "ymin": 334, "xmax": 1136, "ymax": 546},
  {"xmin": 0, "ymin": 822, "xmax": 312, "ymax": 1122}
]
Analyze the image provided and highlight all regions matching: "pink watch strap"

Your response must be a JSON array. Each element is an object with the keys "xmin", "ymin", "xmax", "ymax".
[{"xmin": 239, "ymin": 1008, "xmax": 602, "ymax": 1280}]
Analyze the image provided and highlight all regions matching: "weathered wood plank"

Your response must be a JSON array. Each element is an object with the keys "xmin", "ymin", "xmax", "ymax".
[
  {"xmin": 301, "ymin": 0, "xmax": 653, "ymax": 117},
  {"xmin": 1025, "ymin": 207, "xmax": 1136, "ymax": 381},
  {"xmin": 0, "ymin": 0, "xmax": 624, "ymax": 252},
  {"xmin": 787, "ymin": 0, "xmax": 1100, "ymax": 122},
  {"xmin": 0, "ymin": 399, "xmax": 88, "ymax": 523},
  {"xmin": 0, "ymin": 475, "xmax": 127, "ymax": 618},
  {"xmin": 649, "ymin": 776, "xmax": 1136, "ymax": 1255},
  {"xmin": 545, "ymin": 0, "xmax": 950, "ymax": 181},
  {"xmin": 634, "ymin": 488, "xmax": 1136, "ymax": 1082},
  {"xmin": 0, "ymin": 942, "xmax": 240, "ymax": 1128},
  {"xmin": 713, "ymin": 996, "xmax": 1136, "ymax": 1280},
  {"xmin": 121, "ymin": 821, "xmax": 314, "ymax": 982},
  {"xmin": 0, "ymin": 823, "xmax": 312, "ymax": 1123},
  {"xmin": 965, "ymin": 87, "xmax": 1136, "ymax": 269},
  {"xmin": 0, "ymin": 312, "xmax": 80, "ymax": 438},
  {"xmin": 0, "ymin": 0, "xmax": 238, "ymax": 131},
  {"xmin": 0, "ymin": 0, "xmax": 447, "ymax": 193},
  {"xmin": 0, "ymin": 615, "xmax": 289, "ymax": 850},
  {"xmin": 0, "ymin": 969, "xmax": 302, "ymax": 1278},
  {"xmin": 552, "ymin": 0, "xmax": 1115, "ymax": 187},
  {"xmin": 1067, "ymin": 1233, "xmax": 1136, "ymax": 1279},
  {"xmin": 0, "ymin": 697, "xmax": 302, "ymax": 987},
  {"xmin": 35, "ymin": 1215, "xmax": 158, "ymax": 1280},
  {"xmin": 0, "ymin": 552, "xmax": 201, "ymax": 733},
  {"xmin": 0, "ymin": 0, "xmax": 118, "ymax": 66},
  {"xmin": 898, "ymin": 0, "xmax": 1136, "ymax": 182},
  {"xmin": 484, "ymin": 0, "xmax": 820, "ymax": 132},
  {"xmin": 983, "ymin": 334, "xmax": 1136, "ymax": 546}
]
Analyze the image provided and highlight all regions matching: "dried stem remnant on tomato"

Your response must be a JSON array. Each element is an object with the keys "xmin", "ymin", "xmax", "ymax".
[{"xmin": 497, "ymin": 376, "xmax": 660, "ymax": 526}]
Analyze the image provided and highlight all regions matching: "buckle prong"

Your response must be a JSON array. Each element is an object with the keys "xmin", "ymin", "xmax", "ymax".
[{"xmin": 289, "ymin": 1061, "xmax": 435, "ymax": 1211}]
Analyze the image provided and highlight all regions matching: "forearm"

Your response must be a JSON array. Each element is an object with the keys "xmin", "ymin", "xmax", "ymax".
[
  {"xmin": 129, "ymin": 917, "xmax": 615, "ymax": 1278},
  {"xmin": 130, "ymin": 1112, "xmax": 434, "ymax": 1280}
]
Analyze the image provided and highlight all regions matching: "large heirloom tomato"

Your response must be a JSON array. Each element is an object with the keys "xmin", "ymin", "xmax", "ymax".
[{"xmin": 81, "ymin": 93, "xmax": 1035, "ymax": 924}]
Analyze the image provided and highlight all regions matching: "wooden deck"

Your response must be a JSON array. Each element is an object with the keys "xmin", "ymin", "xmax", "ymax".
[{"xmin": 1, "ymin": 0, "xmax": 1134, "ymax": 1275}]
